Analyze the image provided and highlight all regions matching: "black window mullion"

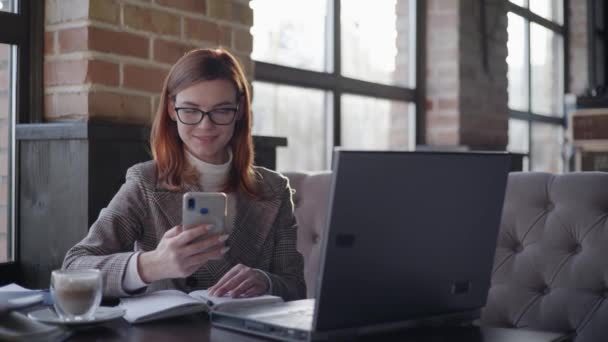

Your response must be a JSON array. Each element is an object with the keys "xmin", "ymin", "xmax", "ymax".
[
  {"xmin": 332, "ymin": 0, "xmax": 341, "ymax": 147},
  {"xmin": 0, "ymin": 12, "xmax": 28, "ymax": 44},
  {"xmin": 526, "ymin": 16, "xmax": 533, "ymax": 170},
  {"xmin": 510, "ymin": 110, "xmax": 566, "ymax": 125},
  {"xmin": 563, "ymin": 0, "xmax": 570, "ymax": 94},
  {"xmin": 507, "ymin": 2, "xmax": 565, "ymax": 33},
  {"xmin": 415, "ymin": 0, "xmax": 426, "ymax": 146}
]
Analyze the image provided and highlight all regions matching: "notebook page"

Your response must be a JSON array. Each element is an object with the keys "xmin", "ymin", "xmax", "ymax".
[
  {"xmin": 188, "ymin": 289, "xmax": 282, "ymax": 310},
  {"xmin": 120, "ymin": 289, "xmax": 207, "ymax": 323}
]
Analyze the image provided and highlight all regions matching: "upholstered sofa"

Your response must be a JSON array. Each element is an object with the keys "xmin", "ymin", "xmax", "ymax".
[{"xmin": 285, "ymin": 171, "xmax": 608, "ymax": 342}]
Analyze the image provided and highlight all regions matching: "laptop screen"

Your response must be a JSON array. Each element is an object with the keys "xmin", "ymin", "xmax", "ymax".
[{"xmin": 313, "ymin": 151, "xmax": 511, "ymax": 332}]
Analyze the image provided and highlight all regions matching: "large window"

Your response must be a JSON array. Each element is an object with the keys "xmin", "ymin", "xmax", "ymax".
[
  {"xmin": 0, "ymin": 0, "xmax": 42, "ymax": 276},
  {"xmin": 250, "ymin": 0, "xmax": 420, "ymax": 171},
  {"xmin": 506, "ymin": 1, "xmax": 567, "ymax": 172}
]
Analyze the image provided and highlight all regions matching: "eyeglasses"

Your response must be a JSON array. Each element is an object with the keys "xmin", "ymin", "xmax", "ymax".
[{"xmin": 174, "ymin": 104, "xmax": 239, "ymax": 125}]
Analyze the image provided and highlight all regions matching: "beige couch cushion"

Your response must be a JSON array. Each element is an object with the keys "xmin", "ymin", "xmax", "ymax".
[{"xmin": 285, "ymin": 171, "xmax": 331, "ymax": 298}]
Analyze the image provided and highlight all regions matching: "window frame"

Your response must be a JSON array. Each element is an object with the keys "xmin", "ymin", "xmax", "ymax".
[
  {"xmin": 588, "ymin": 0, "xmax": 607, "ymax": 88},
  {"xmin": 507, "ymin": 0, "xmax": 569, "ymax": 171},
  {"xmin": 0, "ymin": 0, "xmax": 44, "ymax": 283},
  {"xmin": 252, "ymin": 0, "xmax": 425, "ymax": 169}
]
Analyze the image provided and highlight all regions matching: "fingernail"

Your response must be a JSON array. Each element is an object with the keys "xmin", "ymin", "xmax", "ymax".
[
  {"xmin": 218, "ymin": 234, "xmax": 229, "ymax": 242},
  {"xmin": 206, "ymin": 225, "xmax": 215, "ymax": 231},
  {"xmin": 221, "ymin": 247, "xmax": 231, "ymax": 254}
]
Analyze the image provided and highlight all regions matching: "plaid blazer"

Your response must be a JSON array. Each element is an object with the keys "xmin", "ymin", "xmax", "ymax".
[{"xmin": 62, "ymin": 161, "xmax": 306, "ymax": 301}]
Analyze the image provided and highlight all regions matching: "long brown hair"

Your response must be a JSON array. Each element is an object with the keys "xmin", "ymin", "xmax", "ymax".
[{"xmin": 150, "ymin": 48, "xmax": 259, "ymax": 198}]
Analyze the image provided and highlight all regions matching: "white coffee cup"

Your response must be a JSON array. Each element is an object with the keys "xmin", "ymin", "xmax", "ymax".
[{"xmin": 51, "ymin": 269, "xmax": 102, "ymax": 321}]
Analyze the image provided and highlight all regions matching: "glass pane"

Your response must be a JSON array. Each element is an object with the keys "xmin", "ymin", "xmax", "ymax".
[
  {"xmin": 509, "ymin": 0, "xmax": 526, "ymax": 7},
  {"xmin": 341, "ymin": 0, "xmax": 414, "ymax": 87},
  {"xmin": 508, "ymin": 119, "xmax": 529, "ymax": 153},
  {"xmin": 530, "ymin": 23, "xmax": 563, "ymax": 116},
  {"xmin": 251, "ymin": 0, "xmax": 331, "ymax": 72},
  {"xmin": 341, "ymin": 94, "xmax": 414, "ymax": 150},
  {"xmin": 507, "ymin": 13, "xmax": 528, "ymax": 111},
  {"xmin": 0, "ymin": 44, "xmax": 12, "ymax": 262},
  {"xmin": 0, "ymin": 0, "xmax": 15, "ymax": 13},
  {"xmin": 529, "ymin": 0, "xmax": 563, "ymax": 24},
  {"xmin": 251, "ymin": 81, "xmax": 332, "ymax": 171},
  {"xmin": 531, "ymin": 122, "xmax": 563, "ymax": 172}
]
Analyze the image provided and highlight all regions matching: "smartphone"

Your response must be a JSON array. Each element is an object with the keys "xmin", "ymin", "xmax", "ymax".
[{"xmin": 182, "ymin": 192, "xmax": 227, "ymax": 234}]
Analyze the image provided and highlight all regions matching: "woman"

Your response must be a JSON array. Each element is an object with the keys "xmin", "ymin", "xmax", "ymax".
[{"xmin": 63, "ymin": 48, "xmax": 306, "ymax": 301}]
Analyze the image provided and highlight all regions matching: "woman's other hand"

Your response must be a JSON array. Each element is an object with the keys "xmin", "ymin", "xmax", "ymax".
[
  {"xmin": 208, "ymin": 264, "xmax": 269, "ymax": 298},
  {"xmin": 138, "ymin": 224, "xmax": 230, "ymax": 283}
]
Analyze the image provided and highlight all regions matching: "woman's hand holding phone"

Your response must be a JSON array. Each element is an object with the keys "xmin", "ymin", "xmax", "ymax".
[{"xmin": 138, "ymin": 224, "xmax": 230, "ymax": 283}]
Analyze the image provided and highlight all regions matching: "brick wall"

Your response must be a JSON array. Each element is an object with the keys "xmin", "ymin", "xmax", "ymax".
[
  {"xmin": 44, "ymin": 0, "xmax": 254, "ymax": 124},
  {"xmin": 425, "ymin": 0, "xmax": 508, "ymax": 149}
]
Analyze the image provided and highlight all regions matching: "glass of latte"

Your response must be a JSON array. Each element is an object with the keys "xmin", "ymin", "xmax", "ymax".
[{"xmin": 51, "ymin": 269, "xmax": 102, "ymax": 321}]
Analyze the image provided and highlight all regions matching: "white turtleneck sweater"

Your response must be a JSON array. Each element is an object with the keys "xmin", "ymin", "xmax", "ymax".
[{"xmin": 123, "ymin": 149, "xmax": 271, "ymax": 293}]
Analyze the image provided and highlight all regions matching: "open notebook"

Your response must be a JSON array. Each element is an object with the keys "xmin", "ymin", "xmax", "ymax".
[{"xmin": 119, "ymin": 289, "xmax": 282, "ymax": 324}]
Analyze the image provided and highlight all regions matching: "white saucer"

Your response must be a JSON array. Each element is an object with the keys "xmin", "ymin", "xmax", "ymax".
[{"xmin": 28, "ymin": 306, "xmax": 125, "ymax": 325}]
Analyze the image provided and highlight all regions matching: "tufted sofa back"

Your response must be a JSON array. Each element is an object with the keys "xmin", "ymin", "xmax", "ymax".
[
  {"xmin": 480, "ymin": 172, "xmax": 608, "ymax": 341},
  {"xmin": 286, "ymin": 171, "xmax": 608, "ymax": 340}
]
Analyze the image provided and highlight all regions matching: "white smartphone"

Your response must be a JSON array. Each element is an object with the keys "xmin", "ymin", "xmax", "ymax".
[{"xmin": 182, "ymin": 192, "xmax": 227, "ymax": 234}]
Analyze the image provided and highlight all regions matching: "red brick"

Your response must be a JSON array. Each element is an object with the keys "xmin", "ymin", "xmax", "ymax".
[
  {"xmin": 58, "ymin": 26, "xmax": 88, "ymax": 53},
  {"xmin": 88, "ymin": 60, "xmax": 120, "ymax": 86},
  {"xmin": 0, "ymin": 128, "xmax": 6, "ymax": 150},
  {"xmin": 0, "ymin": 152, "xmax": 6, "ymax": 177},
  {"xmin": 123, "ymin": 64, "xmax": 168, "ymax": 93},
  {"xmin": 234, "ymin": 28, "xmax": 252, "ymax": 53},
  {"xmin": 0, "ymin": 70, "xmax": 7, "ymax": 91},
  {"xmin": 0, "ymin": 207, "xmax": 6, "ymax": 234},
  {"xmin": 45, "ymin": 59, "xmax": 87, "ymax": 86},
  {"xmin": 153, "ymin": 39, "xmax": 196, "ymax": 64},
  {"xmin": 437, "ymin": 98, "xmax": 459, "ymax": 110},
  {"xmin": 218, "ymin": 25, "xmax": 232, "ymax": 46},
  {"xmin": 45, "ymin": 31, "xmax": 55, "ymax": 55},
  {"xmin": 45, "ymin": 92, "xmax": 89, "ymax": 121},
  {"xmin": 123, "ymin": 4, "xmax": 181, "ymax": 36},
  {"xmin": 59, "ymin": 26, "xmax": 149, "ymax": 58},
  {"xmin": 89, "ymin": 0, "xmax": 120, "ymax": 24},
  {"xmin": 232, "ymin": 2, "xmax": 253, "ymax": 26},
  {"xmin": 0, "ymin": 96, "xmax": 7, "ymax": 118},
  {"xmin": 0, "ymin": 234, "xmax": 6, "ymax": 262},
  {"xmin": 0, "ymin": 44, "xmax": 8, "ymax": 57},
  {"xmin": 207, "ymin": 0, "xmax": 232, "ymax": 21},
  {"xmin": 89, "ymin": 91, "xmax": 152, "ymax": 123},
  {"xmin": 89, "ymin": 27, "xmax": 149, "ymax": 59},
  {"xmin": 155, "ymin": 0, "xmax": 206, "ymax": 14},
  {"xmin": 45, "ymin": 59, "xmax": 118, "ymax": 86},
  {"xmin": 0, "ymin": 183, "xmax": 6, "ymax": 207},
  {"xmin": 45, "ymin": 0, "xmax": 88, "ymax": 24},
  {"xmin": 185, "ymin": 18, "xmax": 220, "ymax": 43}
]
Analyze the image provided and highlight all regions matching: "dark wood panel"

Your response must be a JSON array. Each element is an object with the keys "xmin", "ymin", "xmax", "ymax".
[
  {"xmin": 89, "ymin": 140, "xmax": 151, "ymax": 226},
  {"xmin": 19, "ymin": 140, "xmax": 88, "ymax": 288}
]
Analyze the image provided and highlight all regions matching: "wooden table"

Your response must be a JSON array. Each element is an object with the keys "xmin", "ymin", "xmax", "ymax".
[{"xmin": 20, "ymin": 306, "xmax": 572, "ymax": 342}]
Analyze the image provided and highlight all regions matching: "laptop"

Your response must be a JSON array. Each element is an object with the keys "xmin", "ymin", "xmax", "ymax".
[{"xmin": 211, "ymin": 150, "xmax": 511, "ymax": 341}]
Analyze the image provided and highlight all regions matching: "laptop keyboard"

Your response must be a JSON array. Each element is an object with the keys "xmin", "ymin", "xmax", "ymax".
[{"xmin": 257, "ymin": 307, "xmax": 313, "ymax": 329}]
